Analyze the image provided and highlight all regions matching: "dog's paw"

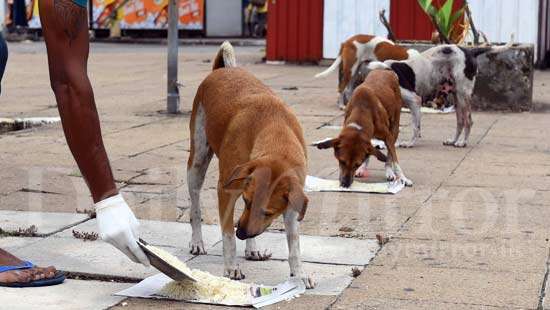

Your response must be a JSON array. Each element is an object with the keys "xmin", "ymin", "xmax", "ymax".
[
  {"xmin": 297, "ymin": 274, "xmax": 316, "ymax": 289},
  {"xmin": 189, "ymin": 240, "xmax": 207, "ymax": 255},
  {"xmin": 245, "ymin": 249, "xmax": 272, "ymax": 261},
  {"xmin": 224, "ymin": 268, "xmax": 246, "ymax": 280},
  {"xmin": 386, "ymin": 169, "xmax": 397, "ymax": 182},
  {"xmin": 443, "ymin": 139, "xmax": 456, "ymax": 146},
  {"xmin": 398, "ymin": 141, "xmax": 415, "ymax": 148},
  {"xmin": 400, "ymin": 176, "xmax": 414, "ymax": 187}
]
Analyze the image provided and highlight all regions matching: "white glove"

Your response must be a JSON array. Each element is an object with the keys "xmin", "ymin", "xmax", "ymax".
[{"xmin": 95, "ymin": 194, "xmax": 150, "ymax": 266}]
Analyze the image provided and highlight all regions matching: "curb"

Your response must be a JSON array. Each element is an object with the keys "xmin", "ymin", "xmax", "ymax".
[{"xmin": 0, "ymin": 117, "xmax": 61, "ymax": 134}]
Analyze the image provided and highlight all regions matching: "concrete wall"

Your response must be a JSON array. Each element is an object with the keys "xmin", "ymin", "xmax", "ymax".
[{"xmin": 473, "ymin": 44, "xmax": 534, "ymax": 111}]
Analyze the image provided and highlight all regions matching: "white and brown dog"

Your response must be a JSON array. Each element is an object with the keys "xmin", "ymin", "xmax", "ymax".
[
  {"xmin": 314, "ymin": 34, "xmax": 419, "ymax": 108},
  {"xmin": 187, "ymin": 42, "xmax": 315, "ymax": 288},
  {"xmin": 316, "ymin": 69, "xmax": 413, "ymax": 187},
  {"xmin": 363, "ymin": 45, "xmax": 498, "ymax": 148}
]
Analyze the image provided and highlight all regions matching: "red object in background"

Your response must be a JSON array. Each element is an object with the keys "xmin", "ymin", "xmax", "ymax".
[
  {"xmin": 390, "ymin": 0, "xmax": 464, "ymax": 41},
  {"xmin": 266, "ymin": 0, "xmax": 323, "ymax": 62}
]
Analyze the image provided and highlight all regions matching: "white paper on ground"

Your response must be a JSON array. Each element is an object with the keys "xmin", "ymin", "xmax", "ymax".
[
  {"xmin": 14, "ymin": 117, "xmax": 61, "ymax": 124},
  {"xmin": 401, "ymin": 106, "xmax": 455, "ymax": 114},
  {"xmin": 115, "ymin": 273, "xmax": 305, "ymax": 308},
  {"xmin": 311, "ymin": 138, "xmax": 386, "ymax": 150},
  {"xmin": 304, "ymin": 175, "xmax": 404, "ymax": 194}
]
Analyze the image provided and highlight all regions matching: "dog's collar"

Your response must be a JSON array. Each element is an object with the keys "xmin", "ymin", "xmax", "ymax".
[{"xmin": 346, "ymin": 122, "xmax": 363, "ymax": 131}]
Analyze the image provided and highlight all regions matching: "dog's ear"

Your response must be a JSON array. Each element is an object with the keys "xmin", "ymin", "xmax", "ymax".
[
  {"xmin": 224, "ymin": 161, "xmax": 257, "ymax": 190},
  {"xmin": 315, "ymin": 138, "xmax": 339, "ymax": 150},
  {"xmin": 286, "ymin": 183, "xmax": 309, "ymax": 221}
]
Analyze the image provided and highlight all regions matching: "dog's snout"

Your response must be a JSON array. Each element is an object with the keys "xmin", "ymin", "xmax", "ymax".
[
  {"xmin": 236, "ymin": 227, "xmax": 261, "ymax": 240},
  {"xmin": 442, "ymin": 47, "xmax": 453, "ymax": 55},
  {"xmin": 340, "ymin": 175, "xmax": 352, "ymax": 188},
  {"xmin": 236, "ymin": 227, "xmax": 248, "ymax": 240}
]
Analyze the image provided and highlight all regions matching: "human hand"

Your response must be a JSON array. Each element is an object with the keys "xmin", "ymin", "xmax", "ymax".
[{"xmin": 95, "ymin": 194, "xmax": 150, "ymax": 266}]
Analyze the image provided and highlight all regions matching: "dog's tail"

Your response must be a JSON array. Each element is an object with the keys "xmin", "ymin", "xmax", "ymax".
[
  {"xmin": 315, "ymin": 55, "xmax": 342, "ymax": 78},
  {"xmin": 213, "ymin": 41, "xmax": 237, "ymax": 70}
]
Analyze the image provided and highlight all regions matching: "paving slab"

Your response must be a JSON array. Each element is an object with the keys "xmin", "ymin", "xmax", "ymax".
[
  {"xmin": 62, "ymin": 219, "xmax": 381, "ymax": 266},
  {"xmin": 102, "ymin": 119, "xmax": 188, "ymax": 159},
  {"xmin": 429, "ymin": 185, "xmax": 542, "ymax": 205},
  {"xmin": 335, "ymin": 266, "xmax": 542, "ymax": 309},
  {"xmin": 456, "ymin": 160, "xmax": 550, "ymax": 178},
  {"xmin": 130, "ymin": 195, "xmax": 185, "ymax": 222},
  {"xmin": 283, "ymin": 190, "xmax": 425, "ymax": 238},
  {"xmin": 0, "ymin": 210, "xmax": 89, "ymax": 236},
  {"xmin": 111, "ymin": 153, "xmax": 184, "ymax": 176},
  {"xmin": 446, "ymin": 172, "xmax": 550, "ymax": 191},
  {"xmin": 400, "ymin": 198, "xmax": 550, "ymax": 241},
  {"xmin": 0, "ymin": 167, "xmax": 32, "ymax": 195},
  {"xmin": 185, "ymin": 254, "xmax": 358, "ymax": 296},
  {"xmin": 372, "ymin": 238, "xmax": 548, "ymax": 274},
  {"xmin": 5, "ymin": 219, "xmax": 221, "ymax": 279},
  {"xmin": 0, "ymin": 236, "xmax": 42, "ymax": 250},
  {"xmin": 10, "ymin": 236, "xmax": 170, "ymax": 279},
  {"xmin": 9, "ymin": 220, "xmax": 225, "ymax": 280},
  {"xmin": 57, "ymin": 219, "xmax": 222, "ymax": 250},
  {"xmin": 0, "ymin": 190, "xmax": 88, "ymax": 213},
  {"xmin": 334, "ymin": 265, "xmax": 541, "ymax": 309},
  {"xmin": 0, "ymin": 279, "xmax": 128, "ymax": 310},
  {"xmin": 208, "ymin": 231, "xmax": 379, "ymax": 266},
  {"xmin": 465, "ymin": 146, "xmax": 550, "ymax": 165}
]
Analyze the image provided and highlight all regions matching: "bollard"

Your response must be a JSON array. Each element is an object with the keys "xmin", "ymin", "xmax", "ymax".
[{"xmin": 167, "ymin": 0, "xmax": 180, "ymax": 114}]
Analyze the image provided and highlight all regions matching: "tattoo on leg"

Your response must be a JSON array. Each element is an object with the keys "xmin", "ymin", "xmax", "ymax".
[{"xmin": 53, "ymin": 0, "xmax": 87, "ymax": 44}]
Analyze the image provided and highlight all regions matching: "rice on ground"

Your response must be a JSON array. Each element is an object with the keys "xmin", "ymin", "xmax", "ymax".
[{"xmin": 144, "ymin": 244, "xmax": 251, "ymax": 304}]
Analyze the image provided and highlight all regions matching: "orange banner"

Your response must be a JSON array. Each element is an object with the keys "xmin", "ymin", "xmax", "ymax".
[{"xmin": 92, "ymin": 0, "xmax": 204, "ymax": 30}]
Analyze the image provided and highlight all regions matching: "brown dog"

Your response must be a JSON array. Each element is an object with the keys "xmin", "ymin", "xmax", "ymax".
[
  {"xmin": 187, "ymin": 42, "xmax": 314, "ymax": 288},
  {"xmin": 317, "ymin": 69, "xmax": 413, "ymax": 188},
  {"xmin": 315, "ymin": 34, "xmax": 419, "ymax": 108}
]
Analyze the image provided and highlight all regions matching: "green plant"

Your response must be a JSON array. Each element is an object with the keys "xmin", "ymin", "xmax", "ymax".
[{"xmin": 418, "ymin": 0, "xmax": 465, "ymax": 43}]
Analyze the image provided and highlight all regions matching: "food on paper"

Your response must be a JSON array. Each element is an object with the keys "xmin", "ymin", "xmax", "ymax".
[
  {"xmin": 143, "ymin": 244, "xmax": 255, "ymax": 304},
  {"xmin": 116, "ymin": 273, "xmax": 304, "ymax": 308},
  {"xmin": 127, "ymin": 243, "xmax": 301, "ymax": 306},
  {"xmin": 159, "ymin": 269, "xmax": 254, "ymax": 304},
  {"xmin": 304, "ymin": 175, "xmax": 404, "ymax": 194}
]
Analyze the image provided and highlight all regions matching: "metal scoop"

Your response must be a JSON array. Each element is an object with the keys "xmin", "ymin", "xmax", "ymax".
[{"xmin": 137, "ymin": 239, "xmax": 197, "ymax": 282}]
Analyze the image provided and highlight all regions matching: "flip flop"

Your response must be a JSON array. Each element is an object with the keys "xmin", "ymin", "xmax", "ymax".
[{"xmin": 0, "ymin": 261, "xmax": 65, "ymax": 288}]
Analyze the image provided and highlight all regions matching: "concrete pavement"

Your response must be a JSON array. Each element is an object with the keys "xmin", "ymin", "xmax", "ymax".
[{"xmin": 0, "ymin": 42, "xmax": 549, "ymax": 309}]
